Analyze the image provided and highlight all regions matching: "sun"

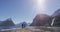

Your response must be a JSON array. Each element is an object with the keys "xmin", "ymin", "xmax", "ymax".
[
  {"xmin": 35, "ymin": 0, "xmax": 46, "ymax": 13},
  {"xmin": 37, "ymin": 0, "xmax": 45, "ymax": 10},
  {"xmin": 37, "ymin": 0, "xmax": 45, "ymax": 4}
]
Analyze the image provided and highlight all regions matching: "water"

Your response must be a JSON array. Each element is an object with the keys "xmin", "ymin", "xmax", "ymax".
[{"xmin": 0, "ymin": 26, "xmax": 60, "ymax": 32}]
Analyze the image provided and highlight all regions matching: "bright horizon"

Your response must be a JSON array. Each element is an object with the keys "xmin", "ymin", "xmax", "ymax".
[{"xmin": 0, "ymin": 0, "xmax": 60, "ymax": 24}]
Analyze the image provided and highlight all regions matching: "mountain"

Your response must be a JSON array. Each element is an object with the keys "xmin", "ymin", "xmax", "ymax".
[
  {"xmin": 30, "ymin": 14, "xmax": 52, "ymax": 26},
  {"xmin": 0, "ymin": 18, "xmax": 28, "ymax": 29},
  {"xmin": 12, "ymin": 22, "xmax": 27, "ymax": 28},
  {"xmin": 0, "ymin": 18, "xmax": 15, "ymax": 29},
  {"xmin": 52, "ymin": 9, "xmax": 60, "ymax": 17},
  {"xmin": 51, "ymin": 9, "xmax": 60, "ymax": 27}
]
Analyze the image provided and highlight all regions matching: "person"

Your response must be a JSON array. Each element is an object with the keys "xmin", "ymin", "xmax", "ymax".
[{"xmin": 22, "ymin": 22, "xmax": 27, "ymax": 28}]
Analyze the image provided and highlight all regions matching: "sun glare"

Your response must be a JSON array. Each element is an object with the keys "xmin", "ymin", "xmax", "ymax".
[
  {"xmin": 37, "ymin": 0, "xmax": 45, "ymax": 4},
  {"xmin": 35, "ymin": 0, "xmax": 46, "ymax": 13}
]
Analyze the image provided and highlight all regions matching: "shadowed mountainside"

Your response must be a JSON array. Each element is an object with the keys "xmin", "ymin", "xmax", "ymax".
[
  {"xmin": 0, "ymin": 18, "xmax": 15, "ymax": 26},
  {"xmin": 30, "ymin": 14, "xmax": 52, "ymax": 26},
  {"xmin": 52, "ymin": 9, "xmax": 60, "ymax": 27},
  {"xmin": 0, "ymin": 18, "xmax": 15, "ymax": 29}
]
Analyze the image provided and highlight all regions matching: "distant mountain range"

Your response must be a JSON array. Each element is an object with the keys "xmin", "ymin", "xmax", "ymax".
[
  {"xmin": 0, "ymin": 18, "xmax": 15, "ymax": 29},
  {"xmin": 0, "ymin": 9, "xmax": 60, "ymax": 29},
  {"xmin": 12, "ymin": 22, "xmax": 27, "ymax": 28},
  {"xmin": 0, "ymin": 18, "xmax": 27, "ymax": 29}
]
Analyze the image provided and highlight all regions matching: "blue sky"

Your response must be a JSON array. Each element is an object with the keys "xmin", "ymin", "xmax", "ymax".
[{"xmin": 0, "ymin": 0, "xmax": 60, "ymax": 24}]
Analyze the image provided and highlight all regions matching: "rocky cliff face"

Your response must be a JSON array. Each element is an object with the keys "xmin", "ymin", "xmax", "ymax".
[
  {"xmin": 30, "ymin": 14, "xmax": 52, "ymax": 26},
  {"xmin": 52, "ymin": 9, "xmax": 60, "ymax": 27}
]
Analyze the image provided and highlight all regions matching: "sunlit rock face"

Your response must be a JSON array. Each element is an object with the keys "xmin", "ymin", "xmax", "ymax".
[
  {"xmin": 30, "ymin": 14, "xmax": 52, "ymax": 26},
  {"xmin": 52, "ymin": 9, "xmax": 60, "ymax": 27}
]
